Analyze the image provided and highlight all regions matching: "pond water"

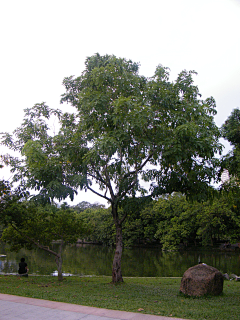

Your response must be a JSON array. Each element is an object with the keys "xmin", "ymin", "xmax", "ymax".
[{"xmin": 0, "ymin": 243, "xmax": 239, "ymax": 277}]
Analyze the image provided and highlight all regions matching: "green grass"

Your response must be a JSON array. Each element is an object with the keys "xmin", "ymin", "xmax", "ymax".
[{"xmin": 0, "ymin": 276, "xmax": 239, "ymax": 320}]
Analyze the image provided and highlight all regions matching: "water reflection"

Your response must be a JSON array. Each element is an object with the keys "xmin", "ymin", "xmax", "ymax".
[
  {"xmin": 51, "ymin": 270, "xmax": 73, "ymax": 277},
  {"xmin": 0, "ymin": 242, "xmax": 239, "ymax": 277}
]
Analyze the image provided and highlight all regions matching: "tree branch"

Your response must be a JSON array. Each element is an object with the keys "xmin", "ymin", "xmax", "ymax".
[
  {"xmin": 89, "ymin": 163, "xmax": 115, "ymax": 196},
  {"xmin": 104, "ymin": 165, "xmax": 115, "ymax": 200},
  {"xmin": 11, "ymin": 224, "xmax": 60, "ymax": 258},
  {"xmin": 123, "ymin": 153, "xmax": 153, "ymax": 180},
  {"xmin": 87, "ymin": 172, "xmax": 107, "ymax": 185},
  {"xmin": 87, "ymin": 185, "xmax": 112, "ymax": 203},
  {"xmin": 119, "ymin": 212, "xmax": 128, "ymax": 225},
  {"xmin": 119, "ymin": 175, "xmax": 138, "ymax": 199},
  {"xmin": 89, "ymin": 160, "xmax": 115, "ymax": 201}
]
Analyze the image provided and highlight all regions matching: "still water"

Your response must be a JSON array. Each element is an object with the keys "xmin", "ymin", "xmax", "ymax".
[{"xmin": 0, "ymin": 243, "xmax": 239, "ymax": 277}]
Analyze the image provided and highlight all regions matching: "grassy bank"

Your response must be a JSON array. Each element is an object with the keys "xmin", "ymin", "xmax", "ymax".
[{"xmin": 0, "ymin": 275, "xmax": 239, "ymax": 319}]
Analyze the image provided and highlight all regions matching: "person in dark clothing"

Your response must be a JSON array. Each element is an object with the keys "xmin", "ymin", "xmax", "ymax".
[{"xmin": 18, "ymin": 258, "xmax": 28, "ymax": 276}]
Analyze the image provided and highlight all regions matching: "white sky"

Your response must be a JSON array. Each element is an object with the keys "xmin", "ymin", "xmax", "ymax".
[{"xmin": 0, "ymin": 0, "xmax": 240, "ymax": 205}]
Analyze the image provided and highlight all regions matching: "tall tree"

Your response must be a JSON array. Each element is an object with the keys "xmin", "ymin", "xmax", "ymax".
[
  {"xmin": 221, "ymin": 108, "xmax": 240, "ymax": 179},
  {"xmin": 1, "ymin": 54, "xmax": 221, "ymax": 282}
]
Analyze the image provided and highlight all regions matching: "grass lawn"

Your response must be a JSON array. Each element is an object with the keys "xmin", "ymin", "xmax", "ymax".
[{"xmin": 0, "ymin": 275, "xmax": 239, "ymax": 320}]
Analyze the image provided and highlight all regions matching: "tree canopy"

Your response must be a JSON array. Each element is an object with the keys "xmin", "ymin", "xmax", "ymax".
[
  {"xmin": 221, "ymin": 108, "xmax": 240, "ymax": 179},
  {"xmin": 1, "ymin": 54, "xmax": 222, "ymax": 282}
]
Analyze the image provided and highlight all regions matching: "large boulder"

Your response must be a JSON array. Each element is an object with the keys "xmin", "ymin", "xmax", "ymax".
[{"xmin": 180, "ymin": 264, "xmax": 224, "ymax": 296}]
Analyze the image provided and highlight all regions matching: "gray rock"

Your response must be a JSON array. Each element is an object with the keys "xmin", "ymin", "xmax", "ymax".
[
  {"xmin": 223, "ymin": 273, "xmax": 230, "ymax": 280},
  {"xmin": 180, "ymin": 264, "xmax": 224, "ymax": 296},
  {"xmin": 231, "ymin": 274, "xmax": 240, "ymax": 281}
]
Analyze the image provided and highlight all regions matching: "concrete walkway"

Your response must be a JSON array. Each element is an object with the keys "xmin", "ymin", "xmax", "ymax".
[{"xmin": 0, "ymin": 293, "xmax": 187, "ymax": 320}]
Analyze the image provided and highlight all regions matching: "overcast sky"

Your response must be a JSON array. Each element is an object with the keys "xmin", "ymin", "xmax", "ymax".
[{"xmin": 1, "ymin": 0, "xmax": 240, "ymax": 205}]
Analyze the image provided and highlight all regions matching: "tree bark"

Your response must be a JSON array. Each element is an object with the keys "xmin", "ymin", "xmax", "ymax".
[
  {"xmin": 55, "ymin": 255, "xmax": 63, "ymax": 281},
  {"xmin": 112, "ymin": 220, "xmax": 123, "ymax": 283},
  {"xmin": 55, "ymin": 240, "xmax": 64, "ymax": 281}
]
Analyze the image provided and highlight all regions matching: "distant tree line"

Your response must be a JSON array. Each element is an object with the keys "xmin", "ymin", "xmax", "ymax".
[{"xmin": 74, "ymin": 190, "xmax": 240, "ymax": 251}]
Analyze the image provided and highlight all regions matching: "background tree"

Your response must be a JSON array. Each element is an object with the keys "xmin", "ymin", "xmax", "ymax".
[
  {"xmin": 77, "ymin": 205, "xmax": 115, "ymax": 245},
  {"xmin": 72, "ymin": 201, "xmax": 105, "ymax": 213},
  {"xmin": 1, "ymin": 54, "xmax": 222, "ymax": 282},
  {"xmin": 0, "ymin": 201, "xmax": 87, "ymax": 281},
  {"xmin": 0, "ymin": 165, "xmax": 11, "ymax": 236},
  {"xmin": 195, "ymin": 197, "xmax": 235, "ymax": 246},
  {"xmin": 120, "ymin": 196, "xmax": 152, "ymax": 246},
  {"xmin": 153, "ymin": 193, "xmax": 197, "ymax": 250},
  {"xmin": 219, "ymin": 108, "xmax": 240, "ymax": 243},
  {"xmin": 75, "ymin": 192, "xmax": 240, "ymax": 249},
  {"xmin": 0, "ymin": 164, "xmax": 11, "ymax": 200},
  {"xmin": 221, "ymin": 108, "xmax": 240, "ymax": 179}
]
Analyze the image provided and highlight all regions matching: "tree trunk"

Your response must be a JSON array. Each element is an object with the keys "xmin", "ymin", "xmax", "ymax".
[
  {"xmin": 112, "ymin": 221, "xmax": 123, "ymax": 283},
  {"xmin": 55, "ymin": 240, "xmax": 64, "ymax": 281},
  {"xmin": 55, "ymin": 255, "xmax": 63, "ymax": 281}
]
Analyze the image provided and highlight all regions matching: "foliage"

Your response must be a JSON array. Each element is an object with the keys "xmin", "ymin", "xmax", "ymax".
[
  {"xmin": 152, "ymin": 194, "xmax": 196, "ymax": 250},
  {"xmin": 149, "ymin": 192, "xmax": 240, "ymax": 249},
  {"xmin": 1, "ymin": 104, "xmax": 76, "ymax": 202},
  {"xmin": 72, "ymin": 201, "xmax": 105, "ymax": 213},
  {"xmin": 0, "ymin": 179, "xmax": 11, "ymax": 229},
  {"xmin": 0, "ymin": 200, "xmax": 88, "ymax": 280},
  {"xmin": 0, "ymin": 179, "xmax": 10, "ymax": 199},
  {"xmin": 77, "ymin": 206, "xmax": 115, "ymax": 245},
  {"xmin": 120, "ymin": 196, "xmax": 152, "ymax": 246},
  {"xmin": 74, "ymin": 192, "xmax": 240, "ymax": 250},
  {"xmin": 0, "ymin": 163, "xmax": 12, "ymax": 207},
  {"xmin": 221, "ymin": 108, "xmax": 240, "ymax": 179}
]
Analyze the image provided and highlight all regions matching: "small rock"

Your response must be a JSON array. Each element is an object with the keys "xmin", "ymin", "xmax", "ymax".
[{"xmin": 223, "ymin": 273, "xmax": 230, "ymax": 280}]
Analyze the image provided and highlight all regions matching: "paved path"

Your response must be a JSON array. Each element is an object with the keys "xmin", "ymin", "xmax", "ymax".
[{"xmin": 0, "ymin": 293, "xmax": 187, "ymax": 320}]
